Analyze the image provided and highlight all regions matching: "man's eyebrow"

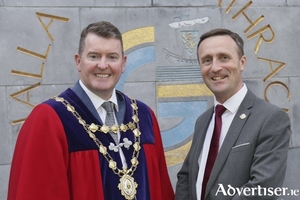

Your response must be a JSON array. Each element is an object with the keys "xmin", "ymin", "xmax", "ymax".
[
  {"xmin": 200, "ymin": 54, "xmax": 211, "ymax": 59},
  {"xmin": 87, "ymin": 51, "xmax": 99, "ymax": 55}
]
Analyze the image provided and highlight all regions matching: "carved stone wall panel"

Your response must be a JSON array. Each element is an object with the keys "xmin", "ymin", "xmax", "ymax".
[
  {"xmin": 288, "ymin": 0, "xmax": 300, "ymax": 6},
  {"xmin": 154, "ymin": 0, "xmax": 287, "ymax": 7},
  {"xmin": 1, "ymin": 2, "xmax": 300, "ymax": 199},
  {"xmin": 289, "ymin": 77, "xmax": 300, "ymax": 148},
  {"xmin": 222, "ymin": 6, "xmax": 300, "ymax": 79},
  {"xmin": 3, "ymin": 0, "xmax": 151, "ymax": 7},
  {"xmin": 0, "ymin": 87, "xmax": 10, "ymax": 164},
  {"xmin": 0, "ymin": 165, "xmax": 10, "ymax": 200},
  {"xmin": 0, "ymin": 8, "xmax": 79, "ymax": 86},
  {"xmin": 283, "ymin": 148, "xmax": 300, "ymax": 200}
]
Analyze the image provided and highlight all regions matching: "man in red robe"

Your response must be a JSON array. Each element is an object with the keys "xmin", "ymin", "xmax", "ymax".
[{"xmin": 8, "ymin": 21, "xmax": 174, "ymax": 200}]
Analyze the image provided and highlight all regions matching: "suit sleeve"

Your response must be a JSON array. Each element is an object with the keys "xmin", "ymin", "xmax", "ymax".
[
  {"xmin": 7, "ymin": 104, "xmax": 70, "ymax": 200},
  {"xmin": 233, "ymin": 108, "xmax": 291, "ymax": 200},
  {"xmin": 175, "ymin": 147, "xmax": 193, "ymax": 200},
  {"xmin": 175, "ymin": 115, "xmax": 202, "ymax": 200}
]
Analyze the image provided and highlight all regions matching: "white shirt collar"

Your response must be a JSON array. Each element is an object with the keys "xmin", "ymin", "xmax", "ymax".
[
  {"xmin": 214, "ymin": 83, "xmax": 248, "ymax": 114},
  {"xmin": 79, "ymin": 80, "xmax": 119, "ymax": 111}
]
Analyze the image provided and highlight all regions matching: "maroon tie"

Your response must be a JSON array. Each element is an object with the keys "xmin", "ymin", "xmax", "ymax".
[{"xmin": 201, "ymin": 104, "xmax": 226, "ymax": 200}]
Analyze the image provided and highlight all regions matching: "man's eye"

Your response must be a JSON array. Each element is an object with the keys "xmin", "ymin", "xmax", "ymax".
[
  {"xmin": 108, "ymin": 55, "xmax": 119, "ymax": 60},
  {"xmin": 89, "ymin": 54, "xmax": 99, "ymax": 59},
  {"xmin": 220, "ymin": 55, "xmax": 229, "ymax": 61},
  {"xmin": 202, "ymin": 58, "xmax": 211, "ymax": 64}
]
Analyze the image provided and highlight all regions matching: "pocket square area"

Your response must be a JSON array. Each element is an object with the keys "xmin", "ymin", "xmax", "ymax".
[{"xmin": 232, "ymin": 142, "xmax": 250, "ymax": 149}]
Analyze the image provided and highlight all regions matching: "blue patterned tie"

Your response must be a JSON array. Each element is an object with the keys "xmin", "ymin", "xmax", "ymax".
[{"xmin": 102, "ymin": 101, "xmax": 118, "ymax": 144}]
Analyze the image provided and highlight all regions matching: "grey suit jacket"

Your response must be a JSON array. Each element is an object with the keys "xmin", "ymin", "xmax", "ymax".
[{"xmin": 175, "ymin": 90, "xmax": 291, "ymax": 200}]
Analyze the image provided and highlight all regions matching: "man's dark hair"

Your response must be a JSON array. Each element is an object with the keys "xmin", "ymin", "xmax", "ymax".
[
  {"xmin": 197, "ymin": 28, "xmax": 244, "ymax": 58},
  {"xmin": 78, "ymin": 21, "xmax": 123, "ymax": 55}
]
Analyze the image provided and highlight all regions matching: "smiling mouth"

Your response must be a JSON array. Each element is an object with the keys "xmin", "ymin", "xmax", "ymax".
[
  {"xmin": 212, "ymin": 76, "xmax": 226, "ymax": 81},
  {"xmin": 95, "ymin": 74, "xmax": 110, "ymax": 78}
]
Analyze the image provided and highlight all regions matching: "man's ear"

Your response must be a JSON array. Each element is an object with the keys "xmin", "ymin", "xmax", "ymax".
[
  {"xmin": 74, "ymin": 54, "xmax": 81, "ymax": 72},
  {"xmin": 240, "ymin": 55, "xmax": 246, "ymax": 72},
  {"xmin": 121, "ymin": 55, "xmax": 127, "ymax": 73}
]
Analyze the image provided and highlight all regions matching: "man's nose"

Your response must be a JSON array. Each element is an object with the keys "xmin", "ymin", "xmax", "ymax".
[
  {"xmin": 211, "ymin": 60, "xmax": 222, "ymax": 72},
  {"xmin": 97, "ymin": 58, "xmax": 108, "ymax": 69}
]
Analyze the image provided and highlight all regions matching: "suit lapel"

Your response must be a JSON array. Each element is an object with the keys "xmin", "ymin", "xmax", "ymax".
[
  {"xmin": 115, "ymin": 90, "xmax": 126, "ymax": 125},
  {"xmin": 205, "ymin": 90, "xmax": 255, "ymax": 198},
  {"xmin": 193, "ymin": 108, "xmax": 214, "ymax": 158}
]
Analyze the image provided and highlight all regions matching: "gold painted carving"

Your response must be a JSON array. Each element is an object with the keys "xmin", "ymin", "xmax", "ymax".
[
  {"xmin": 243, "ymin": 15, "xmax": 264, "ymax": 34},
  {"xmin": 157, "ymin": 84, "xmax": 213, "ymax": 98},
  {"xmin": 224, "ymin": 0, "xmax": 237, "ymax": 14},
  {"xmin": 122, "ymin": 26, "xmax": 155, "ymax": 52},
  {"xmin": 17, "ymin": 45, "xmax": 51, "ymax": 60},
  {"xmin": 10, "ymin": 82, "xmax": 41, "ymax": 108},
  {"xmin": 264, "ymin": 81, "xmax": 290, "ymax": 113},
  {"xmin": 218, "ymin": 0, "xmax": 222, "ymax": 7},
  {"xmin": 247, "ymin": 25, "xmax": 275, "ymax": 54},
  {"xmin": 182, "ymin": 32, "xmax": 197, "ymax": 53},
  {"xmin": 230, "ymin": 1, "xmax": 264, "ymax": 34},
  {"xmin": 231, "ymin": 1, "xmax": 252, "ymax": 18},
  {"xmin": 165, "ymin": 140, "xmax": 192, "ymax": 166},
  {"xmin": 258, "ymin": 57, "xmax": 286, "ymax": 83},
  {"xmin": 11, "ymin": 118, "xmax": 27, "ymax": 125},
  {"xmin": 11, "ymin": 63, "xmax": 45, "ymax": 79},
  {"xmin": 36, "ymin": 12, "xmax": 69, "ymax": 41},
  {"xmin": 219, "ymin": 1, "xmax": 289, "ymax": 112},
  {"xmin": 11, "ymin": 12, "xmax": 69, "ymax": 125},
  {"xmin": 225, "ymin": 1, "xmax": 275, "ymax": 55}
]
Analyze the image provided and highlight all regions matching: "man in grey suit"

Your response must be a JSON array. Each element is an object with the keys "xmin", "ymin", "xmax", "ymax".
[{"xmin": 175, "ymin": 28, "xmax": 291, "ymax": 200}]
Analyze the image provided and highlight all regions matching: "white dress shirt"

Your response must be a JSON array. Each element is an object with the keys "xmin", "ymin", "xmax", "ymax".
[
  {"xmin": 79, "ymin": 80, "xmax": 127, "ymax": 168},
  {"xmin": 196, "ymin": 84, "xmax": 248, "ymax": 199}
]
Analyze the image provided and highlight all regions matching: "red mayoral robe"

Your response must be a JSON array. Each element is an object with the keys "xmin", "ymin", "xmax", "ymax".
[{"xmin": 8, "ymin": 89, "xmax": 174, "ymax": 200}]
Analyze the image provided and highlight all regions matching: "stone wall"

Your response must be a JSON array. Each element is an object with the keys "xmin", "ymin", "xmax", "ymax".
[{"xmin": 1, "ymin": 0, "xmax": 300, "ymax": 199}]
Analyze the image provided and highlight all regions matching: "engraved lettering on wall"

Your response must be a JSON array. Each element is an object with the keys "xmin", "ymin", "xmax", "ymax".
[
  {"xmin": 10, "ymin": 12, "xmax": 69, "ymax": 125},
  {"xmin": 220, "ymin": 0, "xmax": 290, "ymax": 112}
]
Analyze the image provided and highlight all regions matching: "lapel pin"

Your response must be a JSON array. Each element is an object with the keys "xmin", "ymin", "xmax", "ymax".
[{"xmin": 240, "ymin": 114, "xmax": 247, "ymax": 119}]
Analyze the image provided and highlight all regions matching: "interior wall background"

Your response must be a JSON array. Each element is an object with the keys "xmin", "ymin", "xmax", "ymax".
[{"xmin": 1, "ymin": 0, "xmax": 300, "ymax": 199}]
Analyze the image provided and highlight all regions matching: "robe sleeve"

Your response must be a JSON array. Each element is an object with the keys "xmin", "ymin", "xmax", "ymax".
[
  {"xmin": 8, "ymin": 104, "xmax": 70, "ymax": 200},
  {"xmin": 146, "ymin": 108, "xmax": 175, "ymax": 200}
]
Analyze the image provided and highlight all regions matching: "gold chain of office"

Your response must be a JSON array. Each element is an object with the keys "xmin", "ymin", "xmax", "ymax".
[{"xmin": 51, "ymin": 96, "xmax": 141, "ymax": 200}]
